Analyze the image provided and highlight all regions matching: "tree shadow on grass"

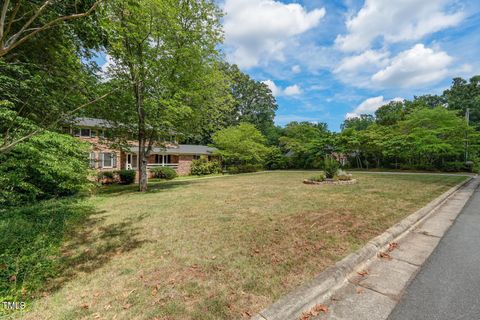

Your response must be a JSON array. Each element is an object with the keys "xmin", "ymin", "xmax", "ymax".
[
  {"xmin": 0, "ymin": 197, "xmax": 150, "ymax": 302},
  {"xmin": 97, "ymin": 178, "xmax": 211, "ymax": 197}
]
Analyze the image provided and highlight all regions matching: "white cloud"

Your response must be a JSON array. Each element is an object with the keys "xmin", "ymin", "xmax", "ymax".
[
  {"xmin": 284, "ymin": 84, "xmax": 302, "ymax": 96},
  {"xmin": 223, "ymin": 0, "xmax": 326, "ymax": 68},
  {"xmin": 291, "ymin": 65, "xmax": 302, "ymax": 74},
  {"xmin": 262, "ymin": 80, "xmax": 303, "ymax": 97},
  {"xmin": 346, "ymin": 96, "xmax": 404, "ymax": 118},
  {"xmin": 335, "ymin": 50, "xmax": 389, "ymax": 73},
  {"xmin": 333, "ymin": 49, "xmax": 390, "ymax": 87},
  {"xmin": 336, "ymin": 0, "xmax": 464, "ymax": 52},
  {"xmin": 371, "ymin": 44, "xmax": 453, "ymax": 87},
  {"xmin": 262, "ymin": 80, "xmax": 282, "ymax": 97}
]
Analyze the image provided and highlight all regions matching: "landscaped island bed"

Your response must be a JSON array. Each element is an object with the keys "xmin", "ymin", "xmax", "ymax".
[{"xmin": 16, "ymin": 172, "xmax": 467, "ymax": 319}]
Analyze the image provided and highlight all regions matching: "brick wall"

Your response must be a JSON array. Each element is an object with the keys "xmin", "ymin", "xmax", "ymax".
[{"xmin": 177, "ymin": 155, "xmax": 193, "ymax": 176}]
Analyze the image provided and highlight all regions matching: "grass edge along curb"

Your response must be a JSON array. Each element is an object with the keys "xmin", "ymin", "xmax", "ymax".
[{"xmin": 253, "ymin": 176, "xmax": 475, "ymax": 320}]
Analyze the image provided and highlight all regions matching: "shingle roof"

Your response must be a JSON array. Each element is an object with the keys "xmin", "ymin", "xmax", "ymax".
[
  {"xmin": 70, "ymin": 117, "xmax": 114, "ymax": 128},
  {"xmin": 129, "ymin": 145, "xmax": 217, "ymax": 155}
]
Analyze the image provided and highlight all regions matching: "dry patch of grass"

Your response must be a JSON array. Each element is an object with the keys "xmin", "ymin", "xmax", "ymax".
[{"xmin": 16, "ymin": 172, "xmax": 466, "ymax": 319}]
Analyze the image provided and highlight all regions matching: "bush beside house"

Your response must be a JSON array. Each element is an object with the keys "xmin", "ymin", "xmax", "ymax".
[
  {"xmin": 190, "ymin": 157, "xmax": 222, "ymax": 176},
  {"xmin": 151, "ymin": 167, "xmax": 177, "ymax": 180}
]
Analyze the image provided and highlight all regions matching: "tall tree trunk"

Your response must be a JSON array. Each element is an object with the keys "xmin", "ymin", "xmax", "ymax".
[{"xmin": 134, "ymin": 79, "xmax": 149, "ymax": 192}]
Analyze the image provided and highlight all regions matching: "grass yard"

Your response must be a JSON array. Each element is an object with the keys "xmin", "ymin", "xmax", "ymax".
[{"xmin": 8, "ymin": 172, "xmax": 467, "ymax": 319}]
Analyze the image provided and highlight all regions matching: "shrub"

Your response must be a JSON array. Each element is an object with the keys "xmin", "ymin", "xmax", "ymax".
[
  {"xmin": 116, "ymin": 170, "xmax": 136, "ymax": 184},
  {"xmin": 151, "ymin": 167, "xmax": 177, "ymax": 180},
  {"xmin": 0, "ymin": 131, "xmax": 91, "ymax": 207},
  {"xmin": 190, "ymin": 157, "xmax": 222, "ymax": 176},
  {"xmin": 265, "ymin": 147, "xmax": 289, "ymax": 170},
  {"xmin": 227, "ymin": 164, "xmax": 263, "ymax": 174},
  {"xmin": 323, "ymin": 155, "xmax": 340, "ymax": 179},
  {"xmin": 309, "ymin": 172, "xmax": 326, "ymax": 182},
  {"xmin": 97, "ymin": 171, "xmax": 115, "ymax": 185},
  {"xmin": 441, "ymin": 161, "xmax": 473, "ymax": 172}
]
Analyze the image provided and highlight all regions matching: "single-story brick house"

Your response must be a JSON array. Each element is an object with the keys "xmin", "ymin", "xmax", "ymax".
[{"xmin": 63, "ymin": 117, "xmax": 217, "ymax": 176}]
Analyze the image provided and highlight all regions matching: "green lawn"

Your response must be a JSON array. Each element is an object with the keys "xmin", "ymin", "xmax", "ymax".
[{"xmin": 5, "ymin": 172, "xmax": 467, "ymax": 319}]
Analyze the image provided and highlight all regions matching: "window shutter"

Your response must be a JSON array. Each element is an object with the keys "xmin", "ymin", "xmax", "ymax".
[
  {"xmin": 113, "ymin": 153, "xmax": 117, "ymax": 168},
  {"xmin": 99, "ymin": 153, "xmax": 103, "ymax": 168}
]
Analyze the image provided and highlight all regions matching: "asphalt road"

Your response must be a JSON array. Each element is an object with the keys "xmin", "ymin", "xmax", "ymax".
[{"xmin": 388, "ymin": 183, "xmax": 480, "ymax": 320}]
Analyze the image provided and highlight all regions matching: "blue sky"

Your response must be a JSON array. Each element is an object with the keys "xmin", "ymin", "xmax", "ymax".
[
  {"xmin": 220, "ymin": 0, "xmax": 480, "ymax": 131},
  {"xmin": 97, "ymin": 0, "xmax": 480, "ymax": 131}
]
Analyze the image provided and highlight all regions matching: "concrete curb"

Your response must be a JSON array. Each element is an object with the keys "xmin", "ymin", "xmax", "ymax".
[{"xmin": 253, "ymin": 176, "xmax": 474, "ymax": 320}]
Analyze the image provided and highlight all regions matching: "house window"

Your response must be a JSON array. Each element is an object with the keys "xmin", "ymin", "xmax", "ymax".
[
  {"xmin": 193, "ymin": 155, "xmax": 201, "ymax": 160},
  {"xmin": 80, "ymin": 128, "xmax": 91, "ymax": 137},
  {"xmin": 101, "ymin": 153, "xmax": 116, "ymax": 168},
  {"xmin": 89, "ymin": 152, "xmax": 96, "ymax": 168}
]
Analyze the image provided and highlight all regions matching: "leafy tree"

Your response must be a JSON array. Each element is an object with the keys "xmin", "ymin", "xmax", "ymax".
[
  {"xmin": 0, "ymin": 0, "xmax": 101, "ymax": 58},
  {"xmin": 399, "ymin": 107, "xmax": 478, "ymax": 166},
  {"xmin": 443, "ymin": 76, "xmax": 480, "ymax": 128},
  {"xmin": 0, "ymin": 1, "xmax": 105, "ymax": 153},
  {"xmin": 212, "ymin": 123, "xmax": 270, "ymax": 167},
  {"xmin": 278, "ymin": 121, "xmax": 332, "ymax": 168},
  {"xmin": 221, "ymin": 63, "xmax": 278, "ymax": 135},
  {"xmin": 341, "ymin": 114, "xmax": 375, "ymax": 131},
  {"xmin": 101, "ymin": 0, "xmax": 223, "ymax": 191},
  {"xmin": 181, "ymin": 64, "xmax": 235, "ymax": 145},
  {"xmin": 375, "ymin": 101, "xmax": 405, "ymax": 126},
  {"xmin": 412, "ymin": 94, "xmax": 446, "ymax": 109}
]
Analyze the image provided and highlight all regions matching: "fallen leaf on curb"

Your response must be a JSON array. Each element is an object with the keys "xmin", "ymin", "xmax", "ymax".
[
  {"xmin": 299, "ymin": 304, "xmax": 329, "ymax": 320},
  {"xmin": 123, "ymin": 303, "xmax": 132, "ymax": 310},
  {"xmin": 356, "ymin": 287, "xmax": 365, "ymax": 294},
  {"xmin": 388, "ymin": 242, "xmax": 399, "ymax": 252},
  {"xmin": 357, "ymin": 270, "xmax": 369, "ymax": 276},
  {"xmin": 81, "ymin": 304, "xmax": 89, "ymax": 309},
  {"xmin": 379, "ymin": 252, "xmax": 392, "ymax": 260}
]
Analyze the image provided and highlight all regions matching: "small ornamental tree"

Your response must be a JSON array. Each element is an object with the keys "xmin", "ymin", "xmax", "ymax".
[{"xmin": 212, "ymin": 123, "xmax": 270, "ymax": 170}]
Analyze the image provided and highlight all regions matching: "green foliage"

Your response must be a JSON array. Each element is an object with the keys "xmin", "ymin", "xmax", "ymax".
[
  {"xmin": 151, "ymin": 167, "xmax": 178, "ymax": 180},
  {"xmin": 443, "ymin": 76, "xmax": 480, "ymax": 128},
  {"xmin": 212, "ymin": 123, "xmax": 270, "ymax": 167},
  {"xmin": 323, "ymin": 156, "xmax": 340, "ymax": 179},
  {"xmin": 0, "ymin": 130, "xmax": 91, "ymax": 207},
  {"xmin": 375, "ymin": 101, "xmax": 405, "ymax": 126},
  {"xmin": 309, "ymin": 172, "xmax": 326, "ymax": 182},
  {"xmin": 341, "ymin": 114, "xmax": 375, "ymax": 131},
  {"xmin": 190, "ymin": 157, "xmax": 222, "ymax": 176},
  {"xmin": 279, "ymin": 121, "xmax": 332, "ymax": 169},
  {"xmin": 116, "ymin": 170, "xmax": 136, "ymax": 185},
  {"xmin": 265, "ymin": 147, "xmax": 289, "ymax": 170},
  {"xmin": 0, "ymin": 198, "xmax": 92, "ymax": 301},
  {"xmin": 220, "ymin": 63, "xmax": 278, "ymax": 135},
  {"xmin": 338, "ymin": 106, "xmax": 480, "ymax": 171}
]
